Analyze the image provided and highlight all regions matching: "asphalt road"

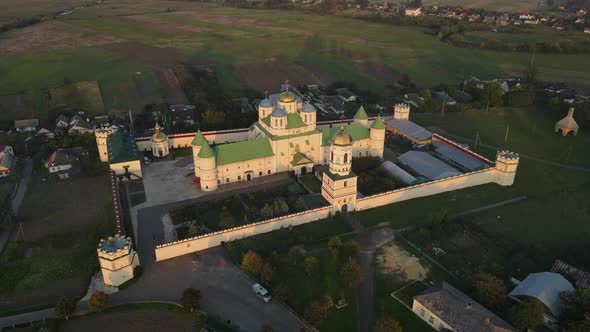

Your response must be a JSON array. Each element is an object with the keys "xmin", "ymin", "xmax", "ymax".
[{"xmin": 114, "ymin": 174, "xmax": 308, "ymax": 332}]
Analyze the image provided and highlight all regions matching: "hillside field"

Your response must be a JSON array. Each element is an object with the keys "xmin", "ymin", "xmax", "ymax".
[{"xmin": 0, "ymin": 1, "xmax": 589, "ymax": 123}]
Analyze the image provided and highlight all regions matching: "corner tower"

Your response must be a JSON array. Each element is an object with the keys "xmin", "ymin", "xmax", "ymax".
[
  {"xmin": 97, "ymin": 235, "xmax": 140, "ymax": 287},
  {"xmin": 95, "ymin": 128, "xmax": 114, "ymax": 162},
  {"xmin": 394, "ymin": 103, "xmax": 410, "ymax": 120},
  {"xmin": 354, "ymin": 106, "xmax": 369, "ymax": 128},
  {"xmin": 322, "ymin": 127, "xmax": 358, "ymax": 214},
  {"xmin": 197, "ymin": 140, "xmax": 218, "ymax": 192},
  {"xmin": 494, "ymin": 150, "xmax": 519, "ymax": 186},
  {"xmin": 369, "ymin": 114, "xmax": 386, "ymax": 158},
  {"xmin": 192, "ymin": 130, "xmax": 207, "ymax": 178}
]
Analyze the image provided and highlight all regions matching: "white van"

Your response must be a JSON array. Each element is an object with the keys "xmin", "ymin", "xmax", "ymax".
[{"xmin": 252, "ymin": 283, "xmax": 271, "ymax": 303}]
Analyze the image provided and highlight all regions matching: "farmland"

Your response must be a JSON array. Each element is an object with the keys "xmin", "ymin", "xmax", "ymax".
[{"xmin": 0, "ymin": 1, "xmax": 589, "ymax": 125}]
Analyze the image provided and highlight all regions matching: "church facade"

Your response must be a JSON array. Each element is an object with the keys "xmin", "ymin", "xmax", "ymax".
[{"xmin": 191, "ymin": 88, "xmax": 386, "ymax": 192}]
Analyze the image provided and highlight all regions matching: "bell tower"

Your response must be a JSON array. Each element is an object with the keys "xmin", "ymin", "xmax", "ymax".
[{"xmin": 322, "ymin": 127, "xmax": 358, "ymax": 214}]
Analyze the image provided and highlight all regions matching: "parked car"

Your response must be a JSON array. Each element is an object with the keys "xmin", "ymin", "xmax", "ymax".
[
  {"xmin": 252, "ymin": 283, "xmax": 271, "ymax": 303},
  {"xmin": 143, "ymin": 156, "xmax": 150, "ymax": 165}
]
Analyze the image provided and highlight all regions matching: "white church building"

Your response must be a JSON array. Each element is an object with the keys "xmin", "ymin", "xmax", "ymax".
[{"xmin": 191, "ymin": 88, "xmax": 386, "ymax": 192}]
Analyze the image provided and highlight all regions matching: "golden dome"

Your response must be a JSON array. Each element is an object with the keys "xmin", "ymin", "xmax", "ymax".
[
  {"xmin": 278, "ymin": 90, "xmax": 296, "ymax": 103},
  {"xmin": 332, "ymin": 126, "xmax": 352, "ymax": 146},
  {"xmin": 150, "ymin": 121, "xmax": 168, "ymax": 143}
]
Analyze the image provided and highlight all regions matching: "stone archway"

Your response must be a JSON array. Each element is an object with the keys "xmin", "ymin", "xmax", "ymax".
[
  {"xmin": 301, "ymin": 166, "xmax": 307, "ymax": 175},
  {"xmin": 247, "ymin": 173, "xmax": 252, "ymax": 181},
  {"xmin": 341, "ymin": 204, "xmax": 348, "ymax": 214}
]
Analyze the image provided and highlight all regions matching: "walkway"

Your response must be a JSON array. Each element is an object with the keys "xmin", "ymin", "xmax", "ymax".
[
  {"xmin": 344, "ymin": 213, "xmax": 375, "ymax": 332},
  {"xmin": 0, "ymin": 308, "xmax": 54, "ymax": 330}
]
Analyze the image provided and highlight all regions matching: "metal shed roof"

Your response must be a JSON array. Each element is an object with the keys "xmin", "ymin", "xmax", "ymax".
[{"xmin": 398, "ymin": 151, "xmax": 461, "ymax": 180}]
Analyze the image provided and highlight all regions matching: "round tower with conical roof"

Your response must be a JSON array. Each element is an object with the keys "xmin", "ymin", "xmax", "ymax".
[
  {"xmin": 370, "ymin": 114, "xmax": 386, "ymax": 158},
  {"xmin": 354, "ymin": 106, "xmax": 369, "ymax": 128},
  {"xmin": 150, "ymin": 122, "xmax": 169, "ymax": 158},
  {"xmin": 197, "ymin": 140, "xmax": 218, "ymax": 191},
  {"xmin": 191, "ymin": 130, "xmax": 207, "ymax": 178}
]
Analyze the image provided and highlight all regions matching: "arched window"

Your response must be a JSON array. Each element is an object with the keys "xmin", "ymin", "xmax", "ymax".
[
  {"xmin": 344, "ymin": 153, "xmax": 348, "ymax": 163},
  {"xmin": 331, "ymin": 151, "xmax": 334, "ymax": 162},
  {"xmin": 344, "ymin": 181, "xmax": 347, "ymax": 187}
]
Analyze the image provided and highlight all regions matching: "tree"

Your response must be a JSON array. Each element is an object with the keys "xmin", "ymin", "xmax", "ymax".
[
  {"xmin": 304, "ymin": 256, "xmax": 320, "ymax": 276},
  {"xmin": 260, "ymin": 263, "xmax": 274, "ymax": 283},
  {"xmin": 328, "ymin": 236, "xmax": 342, "ymax": 258},
  {"xmin": 304, "ymin": 300, "xmax": 328, "ymax": 327},
  {"xmin": 88, "ymin": 291, "xmax": 109, "ymax": 312},
  {"xmin": 242, "ymin": 250, "xmax": 264, "ymax": 276},
  {"xmin": 261, "ymin": 203, "xmax": 274, "ymax": 219},
  {"xmin": 375, "ymin": 317, "xmax": 403, "ymax": 332},
  {"xmin": 218, "ymin": 206, "xmax": 235, "ymax": 229},
  {"xmin": 561, "ymin": 287, "xmax": 590, "ymax": 330},
  {"xmin": 509, "ymin": 299, "xmax": 544, "ymax": 331},
  {"xmin": 470, "ymin": 272, "xmax": 507, "ymax": 309},
  {"xmin": 341, "ymin": 261, "xmax": 362, "ymax": 287},
  {"xmin": 481, "ymin": 82, "xmax": 504, "ymax": 112},
  {"xmin": 293, "ymin": 196, "xmax": 305, "ymax": 212},
  {"xmin": 340, "ymin": 240, "xmax": 360, "ymax": 260},
  {"xmin": 321, "ymin": 0, "xmax": 337, "ymax": 13},
  {"xmin": 55, "ymin": 296, "xmax": 75, "ymax": 320},
  {"xmin": 288, "ymin": 246, "xmax": 303, "ymax": 266},
  {"xmin": 563, "ymin": 314, "xmax": 590, "ymax": 332},
  {"xmin": 272, "ymin": 283, "xmax": 290, "ymax": 302},
  {"xmin": 180, "ymin": 287, "xmax": 201, "ymax": 312}
]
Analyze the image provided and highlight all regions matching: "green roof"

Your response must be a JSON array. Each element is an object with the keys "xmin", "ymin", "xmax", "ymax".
[
  {"xmin": 291, "ymin": 152, "xmax": 313, "ymax": 166},
  {"xmin": 260, "ymin": 113, "xmax": 306, "ymax": 129},
  {"xmin": 321, "ymin": 123, "xmax": 370, "ymax": 146},
  {"xmin": 214, "ymin": 138, "xmax": 274, "ymax": 165},
  {"xmin": 354, "ymin": 106, "xmax": 368, "ymax": 120},
  {"xmin": 107, "ymin": 132, "xmax": 140, "ymax": 164},
  {"xmin": 324, "ymin": 169, "xmax": 357, "ymax": 181},
  {"xmin": 192, "ymin": 130, "xmax": 207, "ymax": 146},
  {"xmin": 371, "ymin": 114, "xmax": 386, "ymax": 130},
  {"xmin": 286, "ymin": 113, "xmax": 307, "ymax": 129},
  {"xmin": 254, "ymin": 122, "xmax": 321, "ymax": 141},
  {"xmin": 198, "ymin": 141, "xmax": 214, "ymax": 158}
]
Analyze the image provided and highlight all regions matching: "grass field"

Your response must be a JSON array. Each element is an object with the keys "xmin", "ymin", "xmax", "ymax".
[{"xmin": 1, "ymin": 2, "xmax": 590, "ymax": 123}]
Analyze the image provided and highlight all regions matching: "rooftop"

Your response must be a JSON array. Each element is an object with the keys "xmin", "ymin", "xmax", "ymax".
[
  {"xmin": 354, "ymin": 106, "xmax": 368, "ymax": 120},
  {"xmin": 508, "ymin": 272, "xmax": 575, "ymax": 317},
  {"xmin": 387, "ymin": 119, "xmax": 433, "ymax": 142},
  {"xmin": 321, "ymin": 123, "xmax": 370, "ymax": 146},
  {"xmin": 433, "ymin": 140, "xmax": 487, "ymax": 171},
  {"xmin": 99, "ymin": 236, "xmax": 128, "ymax": 253},
  {"xmin": 107, "ymin": 132, "xmax": 140, "ymax": 164},
  {"xmin": 398, "ymin": 151, "xmax": 461, "ymax": 180},
  {"xmin": 214, "ymin": 138, "xmax": 274, "ymax": 166},
  {"xmin": 291, "ymin": 152, "xmax": 313, "ymax": 166},
  {"xmin": 414, "ymin": 282, "xmax": 516, "ymax": 332},
  {"xmin": 15, "ymin": 119, "xmax": 39, "ymax": 128}
]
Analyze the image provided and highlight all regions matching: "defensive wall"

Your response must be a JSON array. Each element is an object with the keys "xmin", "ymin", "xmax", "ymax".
[
  {"xmin": 135, "ymin": 117, "xmax": 390, "ymax": 151},
  {"xmin": 154, "ymin": 206, "xmax": 332, "ymax": 261},
  {"xmin": 152, "ymin": 125, "xmax": 517, "ymax": 262}
]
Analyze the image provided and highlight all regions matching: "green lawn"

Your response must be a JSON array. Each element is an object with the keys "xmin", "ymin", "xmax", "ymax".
[
  {"xmin": 2, "ymin": 5, "xmax": 590, "ymax": 123},
  {"xmin": 298, "ymin": 173, "xmax": 321, "ymax": 193}
]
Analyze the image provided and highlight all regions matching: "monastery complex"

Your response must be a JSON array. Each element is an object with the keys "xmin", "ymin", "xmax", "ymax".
[{"xmin": 94, "ymin": 84, "xmax": 520, "ymax": 263}]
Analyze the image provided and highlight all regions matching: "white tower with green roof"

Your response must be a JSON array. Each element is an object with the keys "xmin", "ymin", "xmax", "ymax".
[
  {"xmin": 197, "ymin": 140, "xmax": 218, "ymax": 191},
  {"xmin": 321, "ymin": 127, "xmax": 358, "ymax": 214},
  {"xmin": 191, "ymin": 130, "xmax": 207, "ymax": 178},
  {"xmin": 369, "ymin": 114, "xmax": 386, "ymax": 158},
  {"xmin": 354, "ymin": 106, "xmax": 369, "ymax": 128}
]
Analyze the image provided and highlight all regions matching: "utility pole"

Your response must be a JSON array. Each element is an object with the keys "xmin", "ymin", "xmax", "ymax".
[
  {"xmin": 441, "ymin": 100, "xmax": 446, "ymax": 117},
  {"xmin": 504, "ymin": 123, "xmax": 510, "ymax": 143}
]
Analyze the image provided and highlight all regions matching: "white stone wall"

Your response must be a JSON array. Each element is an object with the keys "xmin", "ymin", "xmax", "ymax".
[
  {"xmin": 155, "ymin": 206, "xmax": 332, "ymax": 262},
  {"xmin": 100, "ymin": 252, "xmax": 140, "ymax": 287},
  {"xmin": 136, "ymin": 128, "xmax": 251, "ymax": 151},
  {"xmin": 217, "ymin": 156, "xmax": 276, "ymax": 185},
  {"xmin": 355, "ymin": 168, "xmax": 500, "ymax": 211}
]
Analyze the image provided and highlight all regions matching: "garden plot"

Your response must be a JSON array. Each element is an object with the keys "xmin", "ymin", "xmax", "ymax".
[{"xmin": 376, "ymin": 242, "xmax": 430, "ymax": 281}]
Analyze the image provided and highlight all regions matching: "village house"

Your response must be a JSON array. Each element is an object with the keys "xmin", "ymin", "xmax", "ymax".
[
  {"xmin": 55, "ymin": 115, "xmax": 70, "ymax": 129},
  {"xmin": 413, "ymin": 282, "xmax": 516, "ymax": 332},
  {"xmin": 404, "ymin": 7, "xmax": 422, "ymax": 16},
  {"xmin": 403, "ymin": 93, "xmax": 424, "ymax": 108},
  {"xmin": 169, "ymin": 104, "xmax": 197, "ymax": 125},
  {"xmin": 14, "ymin": 119, "xmax": 39, "ymax": 133},
  {"xmin": 0, "ymin": 145, "xmax": 15, "ymax": 177},
  {"xmin": 335, "ymin": 88, "xmax": 357, "ymax": 102},
  {"xmin": 68, "ymin": 119, "xmax": 95, "ymax": 134},
  {"xmin": 434, "ymin": 91, "xmax": 456, "ymax": 105},
  {"xmin": 36, "ymin": 128, "xmax": 55, "ymax": 140},
  {"xmin": 44, "ymin": 147, "xmax": 88, "ymax": 179}
]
